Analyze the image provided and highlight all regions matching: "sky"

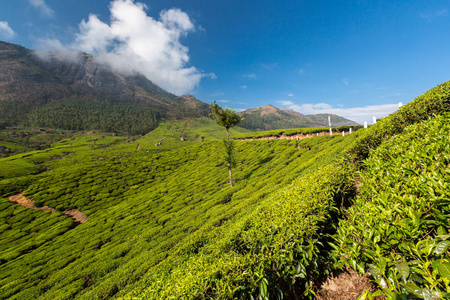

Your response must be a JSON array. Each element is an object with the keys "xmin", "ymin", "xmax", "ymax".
[{"xmin": 0, "ymin": 0, "xmax": 449, "ymax": 124}]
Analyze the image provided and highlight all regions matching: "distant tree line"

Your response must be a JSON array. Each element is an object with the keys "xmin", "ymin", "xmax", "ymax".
[
  {"xmin": 24, "ymin": 98, "xmax": 161, "ymax": 135},
  {"xmin": 0, "ymin": 97, "xmax": 210, "ymax": 135}
]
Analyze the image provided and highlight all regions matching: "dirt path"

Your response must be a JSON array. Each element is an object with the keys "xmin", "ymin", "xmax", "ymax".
[{"xmin": 8, "ymin": 194, "xmax": 87, "ymax": 224}]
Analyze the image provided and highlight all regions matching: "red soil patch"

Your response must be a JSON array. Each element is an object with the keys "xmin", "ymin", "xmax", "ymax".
[
  {"xmin": 64, "ymin": 208, "xmax": 88, "ymax": 223},
  {"xmin": 8, "ymin": 193, "xmax": 87, "ymax": 224}
]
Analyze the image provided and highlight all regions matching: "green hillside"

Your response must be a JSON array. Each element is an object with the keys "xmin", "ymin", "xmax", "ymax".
[
  {"xmin": 0, "ymin": 81, "xmax": 449, "ymax": 299},
  {"xmin": 0, "ymin": 41, "xmax": 210, "ymax": 135}
]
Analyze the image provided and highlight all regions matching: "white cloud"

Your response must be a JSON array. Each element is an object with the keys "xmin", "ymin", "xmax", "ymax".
[
  {"xmin": 0, "ymin": 21, "xmax": 16, "ymax": 39},
  {"xmin": 33, "ymin": 39, "xmax": 82, "ymax": 63},
  {"xmin": 241, "ymin": 85, "xmax": 247, "ymax": 89},
  {"xmin": 210, "ymin": 92, "xmax": 225, "ymax": 97},
  {"xmin": 243, "ymin": 73, "xmax": 257, "ymax": 79},
  {"xmin": 342, "ymin": 78, "xmax": 349, "ymax": 85},
  {"xmin": 29, "ymin": 0, "xmax": 55, "ymax": 18},
  {"xmin": 287, "ymin": 93, "xmax": 294, "ymax": 97},
  {"xmin": 420, "ymin": 8, "xmax": 448, "ymax": 21},
  {"xmin": 261, "ymin": 63, "xmax": 278, "ymax": 70},
  {"xmin": 216, "ymin": 100, "xmax": 230, "ymax": 103},
  {"xmin": 39, "ymin": 0, "xmax": 207, "ymax": 95},
  {"xmin": 277, "ymin": 100, "xmax": 401, "ymax": 124}
]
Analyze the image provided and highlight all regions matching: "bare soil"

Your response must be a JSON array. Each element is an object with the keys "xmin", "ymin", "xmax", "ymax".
[
  {"xmin": 316, "ymin": 267, "xmax": 385, "ymax": 300},
  {"xmin": 8, "ymin": 193, "xmax": 87, "ymax": 224}
]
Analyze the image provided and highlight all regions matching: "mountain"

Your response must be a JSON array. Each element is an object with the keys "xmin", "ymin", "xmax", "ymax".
[
  {"xmin": 0, "ymin": 40, "xmax": 209, "ymax": 134},
  {"xmin": 306, "ymin": 113, "xmax": 359, "ymax": 127},
  {"xmin": 0, "ymin": 40, "xmax": 356, "ymax": 135},
  {"xmin": 238, "ymin": 105, "xmax": 358, "ymax": 131}
]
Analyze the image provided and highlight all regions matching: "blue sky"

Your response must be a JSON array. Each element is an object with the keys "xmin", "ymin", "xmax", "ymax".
[{"xmin": 0, "ymin": 0, "xmax": 449, "ymax": 123}]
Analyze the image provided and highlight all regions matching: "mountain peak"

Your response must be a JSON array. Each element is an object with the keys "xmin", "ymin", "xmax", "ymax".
[
  {"xmin": 242, "ymin": 104, "xmax": 280, "ymax": 116},
  {"xmin": 0, "ymin": 40, "xmax": 210, "ymax": 134},
  {"xmin": 237, "ymin": 104, "xmax": 357, "ymax": 131}
]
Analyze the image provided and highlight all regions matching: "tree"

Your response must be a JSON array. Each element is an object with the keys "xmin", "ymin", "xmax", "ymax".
[{"xmin": 210, "ymin": 102, "xmax": 244, "ymax": 187}]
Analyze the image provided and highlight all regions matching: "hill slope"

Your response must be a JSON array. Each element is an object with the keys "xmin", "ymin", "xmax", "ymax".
[
  {"xmin": 0, "ymin": 121, "xmax": 354, "ymax": 299},
  {"xmin": 1, "ymin": 43, "xmax": 449, "ymax": 298},
  {"xmin": 0, "ymin": 41, "xmax": 209, "ymax": 134},
  {"xmin": 238, "ymin": 105, "xmax": 358, "ymax": 131}
]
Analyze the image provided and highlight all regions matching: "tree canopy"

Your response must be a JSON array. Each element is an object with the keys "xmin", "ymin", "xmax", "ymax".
[{"xmin": 209, "ymin": 102, "xmax": 244, "ymax": 137}]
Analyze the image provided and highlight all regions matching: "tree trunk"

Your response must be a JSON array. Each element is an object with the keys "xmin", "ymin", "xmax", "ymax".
[
  {"xmin": 226, "ymin": 127, "xmax": 233, "ymax": 187},
  {"xmin": 228, "ymin": 165, "xmax": 233, "ymax": 187}
]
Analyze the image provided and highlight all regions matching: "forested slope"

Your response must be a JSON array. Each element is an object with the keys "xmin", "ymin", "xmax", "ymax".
[{"xmin": 0, "ymin": 41, "xmax": 210, "ymax": 135}]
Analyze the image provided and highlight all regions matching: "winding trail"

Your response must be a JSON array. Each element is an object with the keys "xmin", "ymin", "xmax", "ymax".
[{"xmin": 8, "ymin": 194, "xmax": 87, "ymax": 224}]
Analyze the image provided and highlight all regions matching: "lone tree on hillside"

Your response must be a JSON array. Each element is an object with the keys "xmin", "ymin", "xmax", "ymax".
[{"xmin": 210, "ymin": 102, "xmax": 244, "ymax": 187}]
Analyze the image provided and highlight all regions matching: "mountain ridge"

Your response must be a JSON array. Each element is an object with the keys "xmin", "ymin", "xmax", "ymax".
[
  {"xmin": 1, "ymin": 40, "xmax": 357, "ymax": 134},
  {"xmin": 238, "ymin": 104, "xmax": 358, "ymax": 131},
  {"xmin": 0, "ymin": 40, "xmax": 210, "ymax": 134}
]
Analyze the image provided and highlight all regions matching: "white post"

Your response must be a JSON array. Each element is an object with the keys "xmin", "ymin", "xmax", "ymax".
[
  {"xmin": 373, "ymin": 116, "xmax": 377, "ymax": 124},
  {"xmin": 342, "ymin": 131, "xmax": 345, "ymax": 136},
  {"xmin": 317, "ymin": 133, "xmax": 319, "ymax": 137},
  {"xmin": 364, "ymin": 121, "xmax": 368, "ymax": 129},
  {"xmin": 398, "ymin": 102, "xmax": 403, "ymax": 108},
  {"xmin": 349, "ymin": 128, "xmax": 352, "ymax": 134},
  {"xmin": 306, "ymin": 134, "xmax": 309, "ymax": 138},
  {"xmin": 328, "ymin": 115, "xmax": 332, "ymax": 136}
]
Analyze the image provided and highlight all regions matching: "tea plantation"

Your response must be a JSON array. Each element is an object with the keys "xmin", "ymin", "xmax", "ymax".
[{"xmin": 0, "ymin": 81, "xmax": 449, "ymax": 299}]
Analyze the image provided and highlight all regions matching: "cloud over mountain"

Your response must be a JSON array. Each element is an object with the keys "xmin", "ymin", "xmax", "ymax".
[{"xmin": 39, "ymin": 0, "xmax": 210, "ymax": 95}]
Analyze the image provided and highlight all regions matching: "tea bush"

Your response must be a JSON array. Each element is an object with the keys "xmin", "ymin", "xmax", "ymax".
[{"xmin": 333, "ymin": 114, "xmax": 450, "ymax": 299}]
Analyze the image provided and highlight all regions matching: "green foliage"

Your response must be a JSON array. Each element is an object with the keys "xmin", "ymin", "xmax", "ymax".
[
  {"xmin": 1, "ymin": 81, "xmax": 450, "ymax": 299},
  {"xmin": 136, "ymin": 162, "xmax": 355, "ymax": 300},
  {"xmin": 0, "ymin": 128, "xmax": 80, "ymax": 158},
  {"xmin": 333, "ymin": 114, "xmax": 450, "ymax": 298},
  {"xmin": 346, "ymin": 81, "xmax": 450, "ymax": 164},
  {"xmin": 0, "ymin": 118, "xmax": 356, "ymax": 299},
  {"xmin": 210, "ymin": 102, "xmax": 244, "ymax": 187},
  {"xmin": 0, "ymin": 116, "xmax": 355, "ymax": 299},
  {"xmin": 210, "ymin": 102, "xmax": 244, "ymax": 132},
  {"xmin": 223, "ymin": 139, "xmax": 237, "ymax": 168},
  {"xmin": 232, "ymin": 125, "xmax": 363, "ymax": 140},
  {"xmin": 25, "ymin": 98, "xmax": 160, "ymax": 135}
]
